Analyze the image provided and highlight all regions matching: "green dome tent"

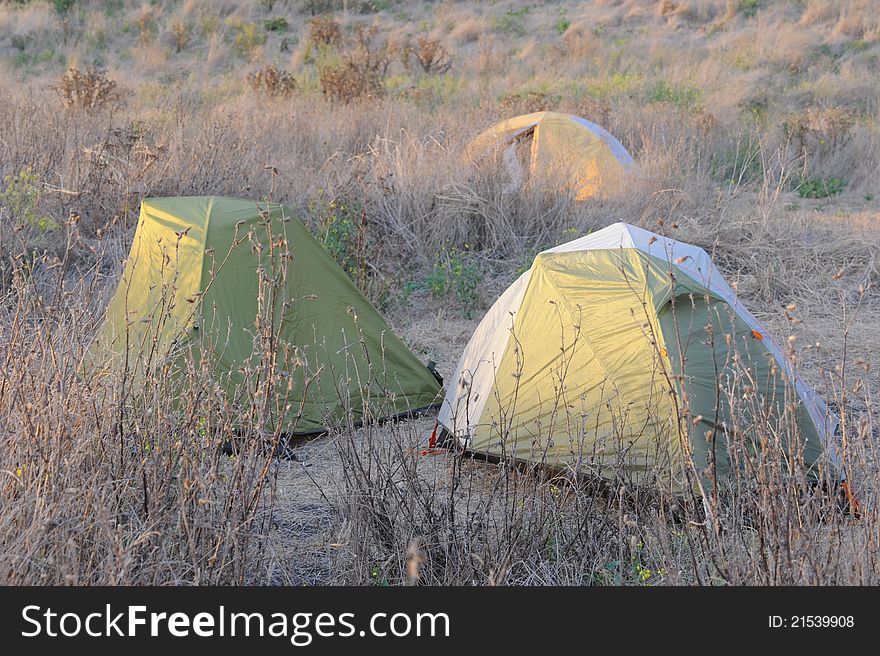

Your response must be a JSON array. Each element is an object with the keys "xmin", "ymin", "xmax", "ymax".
[{"xmin": 91, "ymin": 196, "xmax": 441, "ymax": 433}]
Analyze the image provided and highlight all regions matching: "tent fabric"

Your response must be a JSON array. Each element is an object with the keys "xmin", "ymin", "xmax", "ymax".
[
  {"xmin": 466, "ymin": 111, "xmax": 635, "ymax": 200},
  {"xmin": 438, "ymin": 222, "xmax": 838, "ymax": 486},
  {"xmin": 91, "ymin": 196, "xmax": 441, "ymax": 434}
]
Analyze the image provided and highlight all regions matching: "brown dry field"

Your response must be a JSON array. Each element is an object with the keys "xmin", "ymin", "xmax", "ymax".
[{"xmin": 2, "ymin": 0, "xmax": 880, "ymax": 585}]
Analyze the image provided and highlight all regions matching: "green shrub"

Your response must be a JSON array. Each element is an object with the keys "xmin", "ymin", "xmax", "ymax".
[
  {"xmin": 710, "ymin": 142, "xmax": 765, "ymax": 185},
  {"xmin": 556, "ymin": 18, "xmax": 571, "ymax": 35},
  {"xmin": 314, "ymin": 198, "xmax": 360, "ymax": 269},
  {"xmin": 738, "ymin": 0, "xmax": 760, "ymax": 18},
  {"xmin": 53, "ymin": 0, "xmax": 75, "ymax": 14},
  {"xmin": 227, "ymin": 19, "xmax": 267, "ymax": 59},
  {"xmin": 421, "ymin": 248, "xmax": 481, "ymax": 318},
  {"xmin": 843, "ymin": 39, "xmax": 870, "ymax": 54},
  {"xmin": 797, "ymin": 176, "xmax": 847, "ymax": 199},
  {"xmin": 200, "ymin": 15, "xmax": 220, "ymax": 37},
  {"xmin": 309, "ymin": 196, "xmax": 386, "ymax": 301},
  {"xmin": 492, "ymin": 7, "xmax": 529, "ymax": 37},
  {"xmin": 264, "ymin": 17, "xmax": 289, "ymax": 32},
  {"xmin": 399, "ymin": 73, "xmax": 462, "ymax": 108},
  {"xmin": 585, "ymin": 72, "xmax": 643, "ymax": 99},
  {"xmin": 499, "ymin": 89, "xmax": 561, "ymax": 114},
  {"xmin": 590, "ymin": 541, "xmax": 666, "ymax": 586},
  {"xmin": 647, "ymin": 79, "xmax": 701, "ymax": 109},
  {"xmin": 0, "ymin": 169, "xmax": 57, "ymax": 232},
  {"xmin": 365, "ymin": 0, "xmax": 393, "ymax": 11},
  {"xmin": 11, "ymin": 34, "xmax": 29, "ymax": 51},
  {"xmin": 13, "ymin": 48, "xmax": 59, "ymax": 69}
]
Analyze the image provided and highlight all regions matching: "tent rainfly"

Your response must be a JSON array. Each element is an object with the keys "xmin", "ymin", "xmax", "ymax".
[
  {"xmin": 466, "ymin": 111, "xmax": 635, "ymax": 200},
  {"xmin": 91, "ymin": 196, "xmax": 442, "ymax": 433},
  {"xmin": 438, "ymin": 222, "xmax": 838, "ymax": 487}
]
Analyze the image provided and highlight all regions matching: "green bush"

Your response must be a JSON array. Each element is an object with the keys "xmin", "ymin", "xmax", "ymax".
[
  {"xmin": 843, "ymin": 39, "xmax": 870, "ymax": 54},
  {"xmin": 53, "ymin": 0, "xmax": 75, "ymax": 15},
  {"xmin": 309, "ymin": 196, "xmax": 388, "ymax": 302},
  {"xmin": 13, "ymin": 48, "xmax": 60, "ymax": 69},
  {"xmin": 738, "ymin": 0, "xmax": 760, "ymax": 19},
  {"xmin": 421, "ymin": 248, "xmax": 481, "ymax": 318},
  {"xmin": 492, "ymin": 7, "xmax": 529, "ymax": 38},
  {"xmin": 710, "ymin": 142, "xmax": 765, "ymax": 185},
  {"xmin": 797, "ymin": 176, "xmax": 847, "ymax": 199},
  {"xmin": 585, "ymin": 72, "xmax": 643, "ymax": 99},
  {"xmin": 11, "ymin": 34, "xmax": 29, "ymax": 51},
  {"xmin": 590, "ymin": 541, "xmax": 667, "ymax": 586},
  {"xmin": 264, "ymin": 17, "xmax": 289, "ymax": 32},
  {"xmin": 0, "ymin": 169, "xmax": 57, "ymax": 232},
  {"xmin": 314, "ymin": 198, "xmax": 363, "ymax": 272},
  {"xmin": 555, "ymin": 18, "xmax": 571, "ymax": 35},
  {"xmin": 647, "ymin": 79, "xmax": 701, "ymax": 109},
  {"xmin": 227, "ymin": 19, "xmax": 267, "ymax": 59}
]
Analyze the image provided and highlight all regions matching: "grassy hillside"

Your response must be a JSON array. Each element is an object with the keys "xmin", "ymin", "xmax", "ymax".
[{"xmin": 1, "ymin": 0, "xmax": 879, "ymax": 585}]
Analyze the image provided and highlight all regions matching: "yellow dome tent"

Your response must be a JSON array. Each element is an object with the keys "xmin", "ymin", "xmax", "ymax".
[
  {"xmin": 438, "ymin": 223, "xmax": 839, "ymax": 489},
  {"xmin": 466, "ymin": 111, "xmax": 635, "ymax": 200}
]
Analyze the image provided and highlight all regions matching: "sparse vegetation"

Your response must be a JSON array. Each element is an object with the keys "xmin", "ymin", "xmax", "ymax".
[
  {"xmin": 403, "ymin": 36, "xmax": 452, "ymax": 74},
  {"xmin": 492, "ymin": 6, "xmax": 530, "ymax": 37},
  {"xmin": 1, "ymin": 0, "xmax": 879, "ymax": 587},
  {"xmin": 264, "ymin": 16, "xmax": 289, "ymax": 32},
  {"xmin": 227, "ymin": 18, "xmax": 267, "ymax": 59},
  {"xmin": 169, "ymin": 20, "xmax": 192, "ymax": 53},
  {"xmin": 499, "ymin": 89, "xmax": 558, "ymax": 114},
  {"xmin": 0, "ymin": 169, "xmax": 56, "ymax": 233},
  {"xmin": 738, "ymin": 0, "xmax": 761, "ymax": 19},
  {"xmin": 56, "ymin": 67, "xmax": 119, "ymax": 112},
  {"xmin": 248, "ymin": 64, "xmax": 297, "ymax": 97},
  {"xmin": 307, "ymin": 15, "xmax": 342, "ymax": 47},
  {"xmin": 647, "ymin": 79, "xmax": 701, "ymax": 109},
  {"xmin": 0, "ymin": 231, "xmax": 285, "ymax": 584},
  {"xmin": 53, "ymin": 0, "xmax": 75, "ymax": 15},
  {"xmin": 320, "ymin": 26, "xmax": 389, "ymax": 103},
  {"xmin": 136, "ymin": 9, "xmax": 159, "ymax": 46},
  {"xmin": 313, "ymin": 196, "xmax": 373, "ymax": 293},
  {"xmin": 797, "ymin": 176, "xmax": 847, "ymax": 198},
  {"xmin": 421, "ymin": 247, "xmax": 481, "ymax": 318}
]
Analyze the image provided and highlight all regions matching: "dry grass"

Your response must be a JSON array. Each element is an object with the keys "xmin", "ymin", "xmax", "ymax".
[
  {"xmin": 0, "ymin": 247, "xmax": 282, "ymax": 584},
  {"xmin": 1, "ymin": 0, "xmax": 879, "ymax": 585}
]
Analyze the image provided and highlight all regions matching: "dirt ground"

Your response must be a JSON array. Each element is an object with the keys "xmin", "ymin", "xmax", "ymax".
[{"xmin": 268, "ymin": 307, "xmax": 475, "ymax": 584}]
